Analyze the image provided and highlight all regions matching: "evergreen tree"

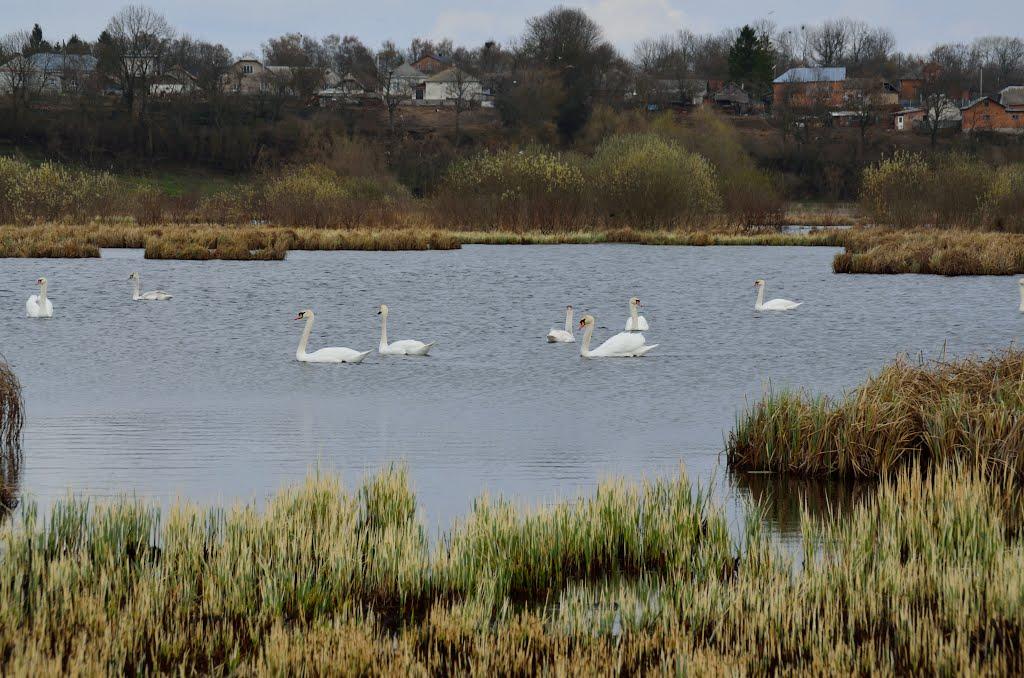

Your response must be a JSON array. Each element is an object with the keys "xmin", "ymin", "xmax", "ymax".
[{"xmin": 728, "ymin": 25, "xmax": 774, "ymax": 96}]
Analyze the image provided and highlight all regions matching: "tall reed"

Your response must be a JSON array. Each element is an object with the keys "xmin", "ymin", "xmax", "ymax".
[
  {"xmin": 728, "ymin": 348, "xmax": 1024, "ymax": 478},
  {"xmin": 0, "ymin": 462, "xmax": 1021, "ymax": 673}
]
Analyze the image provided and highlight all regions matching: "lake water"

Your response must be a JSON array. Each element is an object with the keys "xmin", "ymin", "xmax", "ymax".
[{"xmin": 1, "ymin": 245, "xmax": 1021, "ymax": 540}]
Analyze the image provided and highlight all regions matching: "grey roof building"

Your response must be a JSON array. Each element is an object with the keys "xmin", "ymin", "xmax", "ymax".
[{"xmin": 773, "ymin": 67, "xmax": 847, "ymax": 84}]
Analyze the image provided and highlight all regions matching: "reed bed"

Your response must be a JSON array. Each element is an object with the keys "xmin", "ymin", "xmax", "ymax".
[
  {"xmin": 834, "ymin": 228, "xmax": 1024, "ymax": 275},
  {"xmin": 0, "ymin": 223, "xmax": 845, "ymax": 258},
  {"xmin": 0, "ymin": 461, "xmax": 1021, "ymax": 673},
  {"xmin": 0, "ymin": 358, "xmax": 23, "ymax": 523},
  {"xmin": 728, "ymin": 348, "xmax": 1024, "ymax": 478}
]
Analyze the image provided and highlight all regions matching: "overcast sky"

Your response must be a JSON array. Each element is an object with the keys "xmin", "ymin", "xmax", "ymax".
[{"xmin": 5, "ymin": 0, "xmax": 1021, "ymax": 58}]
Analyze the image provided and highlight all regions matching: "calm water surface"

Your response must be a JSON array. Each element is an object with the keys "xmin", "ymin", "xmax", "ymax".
[{"xmin": 1, "ymin": 245, "xmax": 1021, "ymax": 539}]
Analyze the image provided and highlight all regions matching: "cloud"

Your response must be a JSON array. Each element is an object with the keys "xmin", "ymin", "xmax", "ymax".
[{"xmin": 585, "ymin": 0, "xmax": 689, "ymax": 48}]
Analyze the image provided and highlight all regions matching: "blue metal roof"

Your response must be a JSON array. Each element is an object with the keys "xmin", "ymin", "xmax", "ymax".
[{"xmin": 773, "ymin": 67, "xmax": 846, "ymax": 84}]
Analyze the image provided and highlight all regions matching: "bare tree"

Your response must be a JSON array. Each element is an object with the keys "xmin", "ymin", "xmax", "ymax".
[
  {"xmin": 101, "ymin": 5, "xmax": 175, "ymax": 121},
  {"xmin": 442, "ymin": 64, "xmax": 479, "ymax": 141},
  {"xmin": 808, "ymin": 19, "xmax": 849, "ymax": 66},
  {"xmin": 374, "ymin": 42, "xmax": 410, "ymax": 136},
  {"xmin": 0, "ymin": 31, "xmax": 39, "ymax": 112},
  {"xmin": 974, "ymin": 36, "xmax": 1024, "ymax": 91}
]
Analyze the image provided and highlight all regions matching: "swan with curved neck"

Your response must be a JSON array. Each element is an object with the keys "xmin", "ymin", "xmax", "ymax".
[
  {"xmin": 26, "ymin": 277, "xmax": 53, "ymax": 318},
  {"xmin": 579, "ymin": 315, "xmax": 657, "ymax": 358},
  {"xmin": 377, "ymin": 304, "xmax": 435, "ymax": 356},
  {"xmin": 754, "ymin": 279, "xmax": 801, "ymax": 311},
  {"xmin": 1018, "ymin": 279, "xmax": 1024, "ymax": 313},
  {"xmin": 546, "ymin": 305, "xmax": 575, "ymax": 343},
  {"xmin": 129, "ymin": 272, "xmax": 172, "ymax": 301},
  {"xmin": 294, "ymin": 309, "xmax": 371, "ymax": 363},
  {"xmin": 624, "ymin": 297, "xmax": 649, "ymax": 331}
]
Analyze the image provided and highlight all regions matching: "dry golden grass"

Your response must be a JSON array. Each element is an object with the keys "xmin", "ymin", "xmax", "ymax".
[
  {"xmin": 0, "ymin": 461, "xmax": 1021, "ymax": 674},
  {"xmin": 0, "ymin": 222, "xmax": 845, "ymax": 258},
  {"xmin": 833, "ymin": 228, "xmax": 1024, "ymax": 275},
  {"xmin": 728, "ymin": 348, "xmax": 1024, "ymax": 479}
]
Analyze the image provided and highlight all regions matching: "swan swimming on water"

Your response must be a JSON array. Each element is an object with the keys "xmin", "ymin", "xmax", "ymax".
[
  {"xmin": 754, "ymin": 279, "xmax": 801, "ymax": 311},
  {"xmin": 294, "ymin": 310, "xmax": 371, "ymax": 364},
  {"xmin": 129, "ymin": 272, "xmax": 172, "ymax": 301},
  {"xmin": 624, "ymin": 297, "xmax": 649, "ymax": 331},
  {"xmin": 579, "ymin": 315, "xmax": 657, "ymax": 358},
  {"xmin": 377, "ymin": 304, "xmax": 435, "ymax": 356},
  {"xmin": 26, "ymin": 277, "xmax": 53, "ymax": 318},
  {"xmin": 1018, "ymin": 279, "xmax": 1024, "ymax": 313},
  {"xmin": 546, "ymin": 305, "xmax": 575, "ymax": 343}
]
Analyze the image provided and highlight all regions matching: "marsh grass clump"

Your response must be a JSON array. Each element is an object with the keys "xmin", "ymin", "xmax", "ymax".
[
  {"xmin": 728, "ymin": 348, "xmax": 1024, "ymax": 478},
  {"xmin": 0, "ymin": 225, "xmax": 101, "ymax": 257},
  {"xmin": 144, "ymin": 227, "xmax": 291, "ymax": 260},
  {"xmin": 833, "ymin": 228, "xmax": 1024, "ymax": 275},
  {"xmin": 1, "ymin": 461, "xmax": 1022, "ymax": 673}
]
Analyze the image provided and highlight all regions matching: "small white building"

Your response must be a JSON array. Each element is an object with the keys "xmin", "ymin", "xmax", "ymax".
[
  {"xmin": 422, "ymin": 68, "xmax": 482, "ymax": 103},
  {"xmin": 386, "ymin": 63, "xmax": 426, "ymax": 99}
]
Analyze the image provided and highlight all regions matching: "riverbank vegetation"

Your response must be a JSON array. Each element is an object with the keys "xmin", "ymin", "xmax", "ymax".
[
  {"xmin": 0, "ymin": 459, "xmax": 1020, "ymax": 673},
  {"xmin": 833, "ymin": 228, "xmax": 1024, "ymax": 275},
  {"xmin": 0, "ymin": 358, "xmax": 22, "ymax": 521},
  {"xmin": 728, "ymin": 348, "xmax": 1024, "ymax": 478}
]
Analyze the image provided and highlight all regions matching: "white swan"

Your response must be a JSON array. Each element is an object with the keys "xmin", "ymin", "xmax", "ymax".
[
  {"xmin": 1018, "ymin": 279, "xmax": 1024, "ymax": 313},
  {"xmin": 377, "ymin": 304, "xmax": 435, "ymax": 356},
  {"xmin": 26, "ymin": 277, "xmax": 53, "ymax": 318},
  {"xmin": 624, "ymin": 297, "xmax": 649, "ymax": 331},
  {"xmin": 294, "ymin": 309, "xmax": 371, "ymax": 364},
  {"xmin": 754, "ymin": 279, "xmax": 801, "ymax": 311},
  {"xmin": 546, "ymin": 305, "xmax": 575, "ymax": 343},
  {"xmin": 129, "ymin": 272, "xmax": 172, "ymax": 301},
  {"xmin": 579, "ymin": 315, "xmax": 657, "ymax": 358}
]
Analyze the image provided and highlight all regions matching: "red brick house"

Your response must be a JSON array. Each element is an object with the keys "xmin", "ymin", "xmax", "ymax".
[
  {"xmin": 410, "ymin": 53, "xmax": 450, "ymax": 75},
  {"xmin": 961, "ymin": 92, "xmax": 1024, "ymax": 133},
  {"xmin": 772, "ymin": 67, "xmax": 846, "ymax": 110}
]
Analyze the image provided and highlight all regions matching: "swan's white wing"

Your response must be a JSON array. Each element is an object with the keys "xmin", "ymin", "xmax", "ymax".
[
  {"xmin": 140, "ymin": 290, "xmax": 172, "ymax": 300},
  {"xmin": 624, "ymin": 316, "xmax": 650, "ymax": 331},
  {"xmin": 761, "ymin": 299, "xmax": 801, "ymax": 311},
  {"xmin": 547, "ymin": 329, "xmax": 574, "ymax": 343},
  {"xmin": 26, "ymin": 295, "xmax": 52, "ymax": 317},
  {"xmin": 593, "ymin": 331, "xmax": 647, "ymax": 356},
  {"xmin": 386, "ymin": 339, "xmax": 433, "ymax": 355},
  {"xmin": 306, "ymin": 347, "xmax": 370, "ymax": 363}
]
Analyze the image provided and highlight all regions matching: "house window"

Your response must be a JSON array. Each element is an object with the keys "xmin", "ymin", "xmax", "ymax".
[{"xmin": 242, "ymin": 64, "xmax": 253, "ymax": 74}]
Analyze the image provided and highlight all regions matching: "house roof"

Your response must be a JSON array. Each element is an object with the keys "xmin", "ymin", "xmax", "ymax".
[
  {"xmin": 1000, "ymin": 86, "xmax": 1024, "ymax": 107},
  {"xmin": 425, "ymin": 67, "xmax": 478, "ymax": 83},
  {"xmin": 414, "ymin": 53, "xmax": 451, "ymax": 64},
  {"xmin": 961, "ymin": 96, "xmax": 1000, "ymax": 110},
  {"xmin": 773, "ymin": 67, "xmax": 846, "ymax": 84},
  {"xmin": 391, "ymin": 63, "xmax": 426, "ymax": 79}
]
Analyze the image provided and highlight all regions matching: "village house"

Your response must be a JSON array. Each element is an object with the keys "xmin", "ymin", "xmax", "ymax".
[
  {"xmin": 385, "ymin": 63, "xmax": 427, "ymax": 99},
  {"xmin": 0, "ymin": 52, "xmax": 98, "ymax": 95},
  {"xmin": 961, "ymin": 87, "xmax": 1024, "ymax": 133},
  {"xmin": 772, "ymin": 67, "xmax": 847, "ymax": 110},
  {"xmin": 222, "ymin": 58, "xmax": 339, "ymax": 95},
  {"xmin": 150, "ymin": 65, "xmax": 198, "ymax": 96},
  {"xmin": 410, "ymin": 53, "xmax": 450, "ymax": 75},
  {"xmin": 890, "ymin": 100, "xmax": 962, "ymax": 131},
  {"xmin": 711, "ymin": 83, "xmax": 753, "ymax": 113},
  {"xmin": 422, "ymin": 67, "xmax": 483, "ymax": 103}
]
